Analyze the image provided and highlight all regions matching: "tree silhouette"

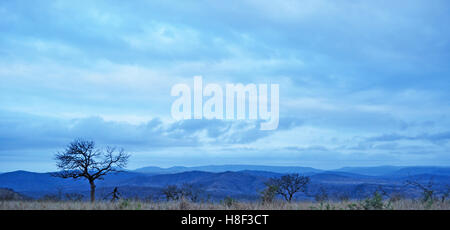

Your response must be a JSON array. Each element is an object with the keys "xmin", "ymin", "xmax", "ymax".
[
  {"xmin": 266, "ymin": 173, "xmax": 310, "ymax": 202},
  {"xmin": 162, "ymin": 185, "xmax": 181, "ymax": 201},
  {"xmin": 53, "ymin": 139, "xmax": 129, "ymax": 202},
  {"xmin": 405, "ymin": 178, "xmax": 436, "ymax": 203}
]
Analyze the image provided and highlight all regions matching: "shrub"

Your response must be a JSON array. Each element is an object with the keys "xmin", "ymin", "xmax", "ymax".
[
  {"xmin": 222, "ymin": 196, "xmax": 236, "ymax": 208},
  {"xmin": 260, "ymin": 183, "xmax": 278, "ymax": 203}
]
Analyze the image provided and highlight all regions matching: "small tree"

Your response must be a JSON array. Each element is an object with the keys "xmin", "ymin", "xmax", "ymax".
[
  {"xmin": 265, "ymin": 173, "xmax": 310, "ymax": 202},
  {"xmin": 162, "ymin": 185, "xmax": 181, "ymax": 201},
  {"xmin": 314, "ymin": 186, "xmax": 329, "ymax": 202},
  {"xmin": 405, "ymin": 178, "xmax": 436, "ymax": 204},
  {"xmin": 53, "ymin": 139, "xmax": 130, "ymax": 202},
  {"xmin": 179, "ymin": 183, "xmax": 202, "ymax": 202},
  {"xmin": 162, "ymin": 184, "xmax": 203, "ymax": 202},
  {"xmin": 441, "ymin": 185, "xmax": 450, "ymax": 203},
  {"xmin": 260, "ymin": 181, "xmax": 278, "ymax": 203}
]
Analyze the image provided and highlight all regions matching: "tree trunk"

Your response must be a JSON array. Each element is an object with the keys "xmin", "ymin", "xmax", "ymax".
[{"xmin": 89, "ymin": 180, "xmax": 96, "ymax": 202}]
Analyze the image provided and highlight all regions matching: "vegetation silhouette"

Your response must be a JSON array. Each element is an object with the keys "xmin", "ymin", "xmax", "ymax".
[{"xmin": 52, "ymin": 138, "xmax": 130, "ymax": 202}]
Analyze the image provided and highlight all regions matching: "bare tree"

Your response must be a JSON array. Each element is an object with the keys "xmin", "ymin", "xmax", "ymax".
[
  {"xmin": 441, "ymin": 185, "xmax": 450, "ymax": 203},
  {"xmin": 260, "ymin": 181, "xmax": 278, "ymax": 203},
  {"xmin": 162, "ymin": 185, "xmax": 181, "ymax": 201},
  {"xmin": 405, "ymin": 178, "xmax": 436, "ymax": 203},
  {"xmin": 161, "ymin": 184, "xmax": 203, "ymax": 202},
  {"xmin": 53, "ymin": 139, "xmax": 130, "ymax": 202},
  {"xmin": 265, "ymin": 174, "xmax": 310, "ymax": 202},
  {"xmin": 179, "ymin": 183, "xmax": 202, "ymax": 202},
  {"xmin": 314, "ymin": 186, "xmax": 329, "ymax": 202}
]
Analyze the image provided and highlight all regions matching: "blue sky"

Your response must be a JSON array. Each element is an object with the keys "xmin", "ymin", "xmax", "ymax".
[{"xmin": 1, "ymin": 0, "xmax": 450, "ymax": 172}]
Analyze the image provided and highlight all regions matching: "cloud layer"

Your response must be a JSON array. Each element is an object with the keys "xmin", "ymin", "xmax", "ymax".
[{"xmin": 1, "ymin": 0, "xmax": 449, "ymax": 171}]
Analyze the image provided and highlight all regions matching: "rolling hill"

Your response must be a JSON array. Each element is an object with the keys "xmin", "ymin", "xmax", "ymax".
[
  {"xmin": 134, "ymin": 164, "xmax": 322, "ymax": 175},
  {"xmin": 0, "ymin": 165, "xmax": 449, "ymax": 201}
]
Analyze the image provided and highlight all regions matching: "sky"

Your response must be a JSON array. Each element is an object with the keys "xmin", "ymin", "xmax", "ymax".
[{"xmin": 1, "ymin": 0, "xmax": 450, "ymax": 172}]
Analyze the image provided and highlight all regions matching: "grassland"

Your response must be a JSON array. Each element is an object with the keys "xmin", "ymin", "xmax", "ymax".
[{"xmin": 1, "ymin": 199, "xmax": 449, "ymax": 210}]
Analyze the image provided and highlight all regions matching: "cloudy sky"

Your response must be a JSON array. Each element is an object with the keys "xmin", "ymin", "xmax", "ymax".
[{"xmin": 1, "ymin": 0, "xmax": 449, "ymax": 172}]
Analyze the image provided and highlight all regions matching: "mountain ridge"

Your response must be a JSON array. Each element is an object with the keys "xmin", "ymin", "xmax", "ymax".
[{"xmin": 1, "ymin": 165, "xmax": 449, "ymax": 201}]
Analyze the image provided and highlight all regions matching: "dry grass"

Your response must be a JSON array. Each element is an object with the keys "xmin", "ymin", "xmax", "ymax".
[{"xmin": 1, "ymin": 199, "xmax": 449, "ymax": 210}]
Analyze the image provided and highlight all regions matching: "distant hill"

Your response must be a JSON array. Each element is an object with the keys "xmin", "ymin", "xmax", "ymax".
[
  {"xmin": 387, "ymin": 166, "xmax": 450, "ymax": 177},
  {"xmin": 0, "ymin": 188, "xmax": 29, "ymax": 201},
  {"xmin": 310, "ymin": 171, "xmax": 382, "ymax": 183},
  {"xmin": 114, "ymin": 170, "xmax": 271, "ymax": 200},
  {"xmin": 335, "ymin": 166, "xmax": 405, "ymax": 176},
  {"xmin": 1, "ymin": 165, "xmax": 449, "ymax": 201},
  {"xmin": 0, "ymin": 170, "xmax": 143, "ymax": 197},
  {"xmin": 134, "ymin": 165, "xmax": 322, "ymax": 175},
  {"xmin": 335, "ymin": 166, "xmax": 450, "ymax": 177}
]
